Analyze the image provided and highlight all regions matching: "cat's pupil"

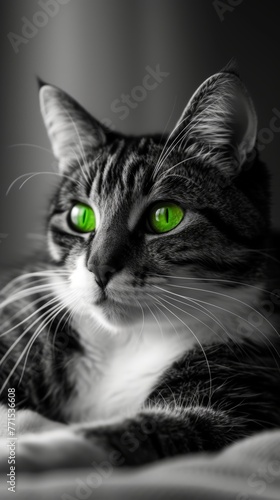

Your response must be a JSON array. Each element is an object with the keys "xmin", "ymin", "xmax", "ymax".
[
  {"xmin": 69, "ymin": 203, "xmax": 96, "ymax": 233},
  {"xmin": 148, "ymin": 203, "xmax": 184, "ymax": 233}
]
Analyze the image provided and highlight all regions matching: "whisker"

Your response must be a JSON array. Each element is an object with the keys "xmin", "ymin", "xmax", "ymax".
[
  {"xmin": 0, "ymin": 291, "xmax": 61, "ymax": 335},
  {"xmin": 152, "ymin": 155, "xmax": 199, "ymax": 191},
  {"xmin": 70, "ymin": 146, "xmax": 90, "ymax": 186},
  {"xmin": 135, "ymin": 299, "xmax": 146, "ymax": 341},
  {"xmin": 0, "ymin": 282, "xmax": 68, "ymax": 311},
  {"xmin": 0, "ymin": 296, "xmax": 64, "ymax": 369},
  {"xmin": 147, "ymin": 293, "xmax": 213, "ymax": 405},
  {"xmin": 159, "ymin": 292, "xmax": 242, "ymax": 356},
  {"xmin": 1, "ymin": 275, "xmax": 70, "ymax": 298},
  {"xmin": 159, "ymin": 287, "xmax": 280, "ymax": 363},
  {"xmin": 1, "ymin": 270, "xmax": 70, "ymax": 294},
  {"xmin": 19, "ymin": 291, "xmax": 78, "ymax": 384},
  {"xmin": 246, "ymin": 249, "xmax": 280, "ymax": 266},
  {"xmin": 1, "ymin": 289, "xmax": 78, "ymax": 393},
  {"xmin": 154, "ymin": 116, "xmax": 191, "ymax": 175},
  {"xmin": 157, "ymin": 292, "xmax": 228, "ymax": 347},
  {"xmin": 189, "ymin": 295, "xmax": 280, "ymax": 365},
  {"xmin": 8, "ymin": 143, "xmax": 53, "ymax": 155},
  {"xmin": 153, "ymin": 302, "xmax": 182, "ymax": 339},
  {"xmin": 0, "ymin": 271, "xmax": 70, "ymax": 294},
  {"xmin": 144, "ymin": 301, "xmax": 164, "ymax": 340},
  {"xmin": 154, "ymin": 100, "xmax": 214, "ymax": 176},
  {"xmin": 153, "ymin": 284, "xmax": 279, "ymax": 338},
  {"xmin": 6, "ymin": 171, "xmax": 85, "ymax": 195},
  {"xmin": 51, "ymin": 299, "xmax": 77, "ymax": 349},
  {"xmin": 161, "ymin": 292, "xmax": 228, "ymax": 337},
  {"xmin": 149, "ymin": 273, "xmax": 278, "ymax": 297}
]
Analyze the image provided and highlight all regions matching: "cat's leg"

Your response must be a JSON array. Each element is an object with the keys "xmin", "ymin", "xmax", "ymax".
[
  {"xmin": 0, "ymin": 406, "xmax": 246, "ymax": 472},
  {"xmin": 77, "ymin": 406, "xmax": 243, "ymax": 466}
]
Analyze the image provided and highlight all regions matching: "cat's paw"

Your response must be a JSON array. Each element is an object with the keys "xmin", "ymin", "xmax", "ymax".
[{"xmin": 0, "ymin": 428, "xmax": 107, "ymax": 473}]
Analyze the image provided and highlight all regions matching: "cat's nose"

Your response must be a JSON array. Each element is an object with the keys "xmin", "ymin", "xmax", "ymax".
[{"xmin": 89, "ymin": 263, "xmax": 117, "ymax": 289}]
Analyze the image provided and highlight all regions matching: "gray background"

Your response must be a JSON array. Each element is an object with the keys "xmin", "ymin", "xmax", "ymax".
[{"xmin": 1, "ymin": 0, "xmax": 280, "ymax": 266}]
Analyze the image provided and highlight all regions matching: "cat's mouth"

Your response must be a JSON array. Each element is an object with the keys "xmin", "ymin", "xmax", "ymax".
[
  {"xmin": 91, "ymin": 287, "xmax": 144, "ymax": 330},
  {"xmin": 94, "ymin": 288, "xmax": 108, "ymax": 305}
]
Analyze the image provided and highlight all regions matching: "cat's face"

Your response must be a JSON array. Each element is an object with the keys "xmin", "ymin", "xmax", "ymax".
[{"xmin": 40, "ymin": 65, "xmax": 270, "ymax": 333}]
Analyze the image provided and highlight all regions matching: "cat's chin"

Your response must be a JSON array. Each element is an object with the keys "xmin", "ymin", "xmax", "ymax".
[{"xmin": 89, "ymin": 298, "xmax": 143, "ymax": 333}]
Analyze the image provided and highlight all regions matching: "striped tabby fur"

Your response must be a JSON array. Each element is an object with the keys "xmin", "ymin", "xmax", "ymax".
[{"xmin": 0, "ymin": 63, "xmax": 280, "ymax": 470}]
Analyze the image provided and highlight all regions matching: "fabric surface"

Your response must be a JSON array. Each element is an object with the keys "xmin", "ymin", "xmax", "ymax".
[{"xmin": 0, "ymin": 430, "xmax": 280, "ymax": 500}]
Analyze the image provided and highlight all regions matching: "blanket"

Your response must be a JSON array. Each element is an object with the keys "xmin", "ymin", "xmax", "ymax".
[{"xmin": 1, "ymin": 429, "xmax": 280, "ymax": 500}]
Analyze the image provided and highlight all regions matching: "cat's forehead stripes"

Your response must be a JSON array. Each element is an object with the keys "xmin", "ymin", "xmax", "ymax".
[{"xmin": 87, "ymin": 139, "xmax": 153, "ymax": 203}]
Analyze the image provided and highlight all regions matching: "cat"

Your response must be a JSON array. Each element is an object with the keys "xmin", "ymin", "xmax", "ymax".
[{"xmin": 0, "ymin": 62, "xmax": 280, "ymax": 471}]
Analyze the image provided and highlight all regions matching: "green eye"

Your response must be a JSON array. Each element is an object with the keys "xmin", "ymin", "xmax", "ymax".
[
  {"xmin": 148, "ymin": 203, "xmax": 184, "ymax": 234},
  {"xmin": 69, "ymin": 203, "xmax": 96, "ymax": 233}
]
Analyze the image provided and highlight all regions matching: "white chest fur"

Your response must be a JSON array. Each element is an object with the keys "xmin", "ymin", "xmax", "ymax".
[
  {"xmin": 59, "ymin": 280, "xmax": 265, "ymax": 424},
  {"xmin": 64, "ymin": 315, "xmax": 194, "ymax": 423}
]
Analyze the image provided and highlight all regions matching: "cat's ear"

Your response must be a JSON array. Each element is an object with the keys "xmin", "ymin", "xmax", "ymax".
[
  {"xmin": 39, "ymin": 83, "xmax": 107, "ymax": 171},
  {"xmin": 171, "ymin": 63, "xmax": 257, "ymax": 177}
]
